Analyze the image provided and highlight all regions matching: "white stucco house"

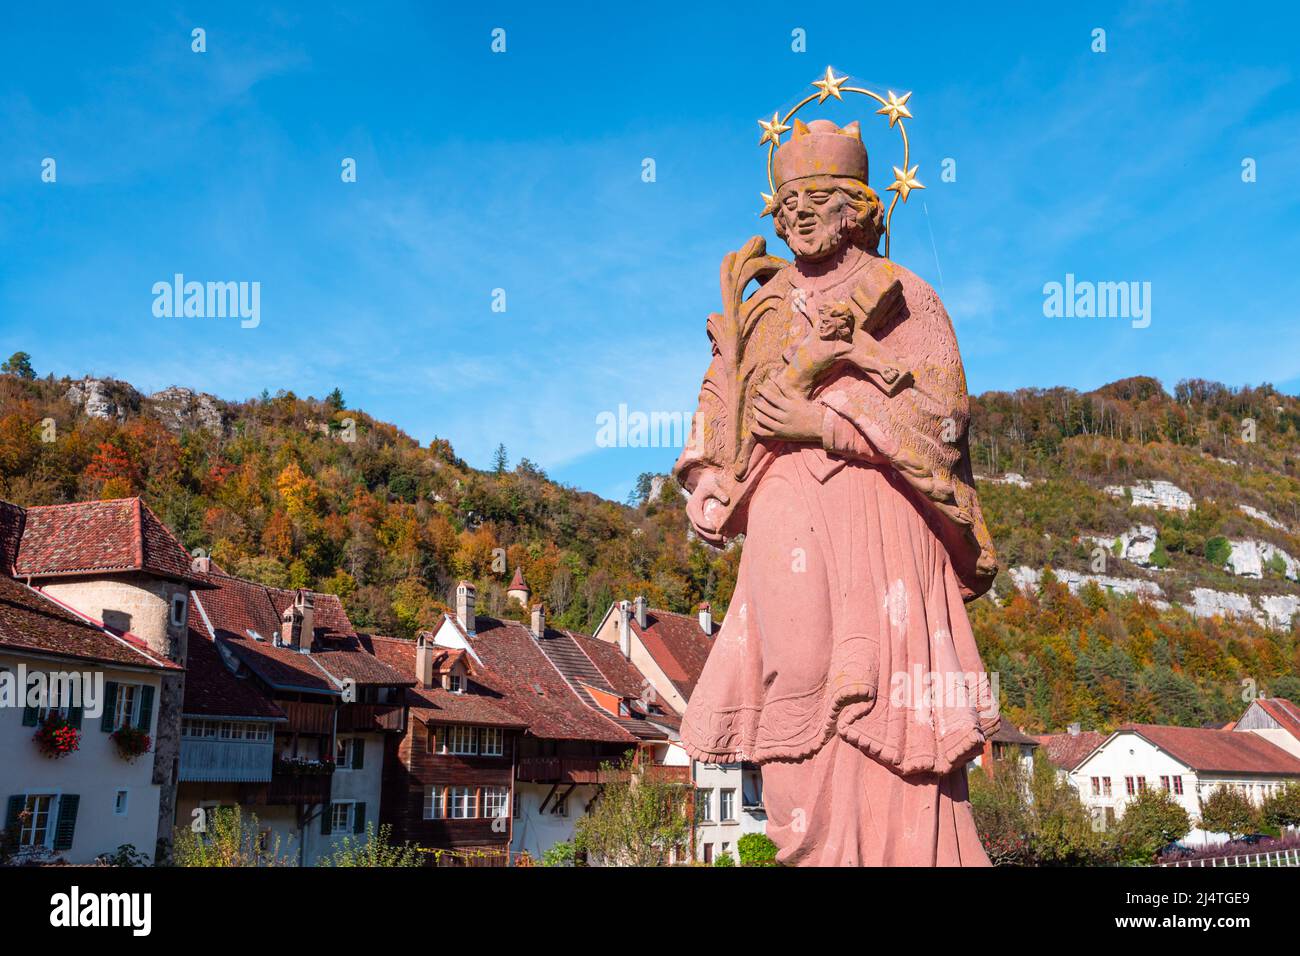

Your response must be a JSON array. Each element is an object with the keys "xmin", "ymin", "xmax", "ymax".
[{"xmin": 1070, "ymin": 722, "xmax": 1300, "ymax": 846}]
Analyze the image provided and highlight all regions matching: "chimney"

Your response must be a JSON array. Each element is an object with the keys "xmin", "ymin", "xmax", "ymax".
[
  {"xmin": 698, "ymin": 601, "xmax": 713, "ymax": 636},
  {"xmin": 415, "ymin": 635, "xmax": 435, "ymax": 689},
  {"xmin": 298, "ymin": 591, "xmax": 315, "ymax": 650},
  {"xmin": 1067, "ymin": 722, "xmax": 1081, "ymax": 737},
  {"xmin": 617, "ymin": 599, "xmax": 632, "ymax": 659},
  {"xmin": 531, "ymin": 603, "xmax": 546, "ymax": 639},
  {"xmin": 634, "ymin": 595, "xmax": 647, "ymax": 630},
  {"xmin": 191, "ymin": 554, "xmax": 211, "ymax": 574},
  {"xmin": 455, "ymin": 581, "xmax": 476, "ymax": 636},
  {"xmin": 280, "ymin": 590, "xmax": 316, "ymax": 651}
]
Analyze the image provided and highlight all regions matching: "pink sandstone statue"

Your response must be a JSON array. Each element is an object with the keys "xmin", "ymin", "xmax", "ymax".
[{"xmin": 674, "ymin": 101, "xmax": 1001, "ymax": 866}]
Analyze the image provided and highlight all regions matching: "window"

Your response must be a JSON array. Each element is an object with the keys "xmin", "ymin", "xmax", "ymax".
[
  {"xmin": 512, "ymin": 790, "xmax": 521, "ymax": 819},
  {"xmin": 424, "ymin": 786, "xmax": 447, "ymax": 820},
  {"xmin": 330, "ymin": 802, "xmax": 354, "ymax": 832},
  {"xmin": 19, "ymin": 794, "xmax": 56, "ymax": 847},
  {"xmin": 1160, "ymin": 776, "xmax": 1170, "ymax": 792},
  {"xmin": 446, "ymin": 726, "xmax": 477, "ymax": 755},
  {"xmin": 695, "ymin": 788, "xmax": 713, "ymax": 823},
  {"xmin": 720, "ymin": 789, "xmax": 736, "ymax": 822},
  {"xmin": 1104, "ymin": 807, "xmax": 1116, "ymax": 827},
  {"xmin": 113, "ymin": 789, "xmax": 129, "ymax": 816},
  {"xmin": 721, "ymin": 842, "xmax": 730, "ymax": 859},
  {"xmin": 1173, "ymin": 776, "xmax": 1184, "ymax": 795},
  {"xmin": 448, "ymin": 674, "xmax": 464, "ymax": 693},
  {"xmin": 247, "ymin": 723, "xmax": 270, "ymax": 741},
  {"xmin": 1125, "ymin": 776, "xmax": 1135, "ymax": 796},
  {"xmin": 552, "ymin": 793, "xmax": 568, "ymax": 817},
  {"xmin": 1090, "ymin": 777, "xmax": 1100, "ymax": 796},
  {"xmin": 1102, "ymin": 777, "xmax": 1112, "ymax": 797},
  {"xmin": 1137, "ymin": 777, "xmax": 1148, "ymax": 793},
  {"xmin": 336, "ymin": 738, "xmax": 354, "ymax": 769},
  {"xmin": 483, "ymin": 787, "xmax": 509, "ymax": 819},
  {"xmin": 450, "ymin": 787, "xmax": 476, "ymax": 819},
  {"xmin": 112, "ymin": 683, "xmax": 139, "ymax": 731},
  {"xmin": 170, "ymin": 593, "xmax": 189, "ymax": 628},
  {"xmin": 481, "ymin": 727, "xmax": 504, "ymax": 757}
]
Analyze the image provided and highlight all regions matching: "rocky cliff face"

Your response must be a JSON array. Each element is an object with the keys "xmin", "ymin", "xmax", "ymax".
[
  {"xmin": 146, "ymin": 386, "xmax": 226, "ymax": 435},
  {"xmin": 64, "ymin": 377, "xmax": 141, "ymax": 422}
]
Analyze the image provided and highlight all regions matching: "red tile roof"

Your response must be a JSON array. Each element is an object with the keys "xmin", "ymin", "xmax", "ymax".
[
  {"xmin": 364, "ymin": 634, "xmax": 525, "ymax": 728},
  {"xmin": 1256, "ymin": 698, "xmax": 1300, "ymax": 741},
  {"xmin": 990, "ymin": 719, "xmax": 1040, "ymax": 746},
  {"xmin": 631, "ymin": 607, "xmax": 715, "ymax": 701},
  {"xmin": 456, "ymin": 617, "xmax": 639, "ymax": 745},
  {"xmin": 508, "ymin": 566, "xmax": 528, "ymax": 592},
  {"xmin": 192, "ymin": 572, "xmax": 410, "ymax": 693},
  {"xmin": 0, "ymin": 574, "xmax": 177, "ymax": 671},
  {"xmin": 1120, "ymin": 723, "xmax": 1300, "ymax": 775},
  {"xmin": 574, "ymin": 633, "xmax": 682, "ymax": 732},
  {"xmin": 1035, "ymin": 730, "xmax": 1107, "ymax": 771},
  {"xmin": 182, "ymin": 627, "xmax": 286, "ymax": 720},
  {"xmin": 14, "ymin": 498, "xmax": 208, "ymax": 584}
]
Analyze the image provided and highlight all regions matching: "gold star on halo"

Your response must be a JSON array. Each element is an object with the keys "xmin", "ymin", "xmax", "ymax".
[
  {"xmin": 876, "ymin": 90, "xmax": 913, "ymax": 127},
  {"xmin": 812, "ymin": 66, "xmax": 849, "ymax": 103},
  {"xmin": 759, "ymin": 192, "xmax": 776, "ymax": 216},
  {"xmin": 757, "ymin": 112, "xmax": 791, "ymax": 147},
  {"xmin": 887, "ymin": 164, "xmax": 925, "ymax": 202}
]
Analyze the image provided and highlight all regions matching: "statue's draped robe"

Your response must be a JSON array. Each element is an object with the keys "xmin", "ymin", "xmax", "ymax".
[{"xmin": 675, "ymin": 253, "xmax": 999, "ymax": 866}]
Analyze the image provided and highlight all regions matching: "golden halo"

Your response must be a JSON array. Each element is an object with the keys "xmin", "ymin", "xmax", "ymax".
[{"xmin": 758, "ymin": 66, "xmax": 922, "ymax": 259}]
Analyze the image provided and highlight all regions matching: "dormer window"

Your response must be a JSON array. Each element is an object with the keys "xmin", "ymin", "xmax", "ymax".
[
  {"xmin": 448, "ymin": 674, "xmax": 464, "ymax": 694},
  {"xmin": 170, "ymin": 593, "xmax": 189, "ymax": 628}
]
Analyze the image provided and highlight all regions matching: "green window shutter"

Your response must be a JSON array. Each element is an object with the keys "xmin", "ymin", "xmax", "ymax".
[
  {"xmin": 68, "ymin": 705, "xmax": 83, "ymax": 730},
  {"xmin": 21, "ymin": 703, "xmax": 38, "ymax": 726},
  {"xmin": 136, "ymin": 684, "xmax": 155, "ymax": 731},
  {"xmin": 321, "ymin": 805, "xmax": 332, "ymax": 835},
  {"xmin": 352, "ymin": 738, "xmax": 364, "ymax": 770},
  {"xmin": 100, "ymin": 681, "xmax": 118, "ymax": 732},
  {"xmin": 53, "ymin": 794, "xmax": 79, "ymax": 851},
  {"xmin": 353, "ymin": 802, "xmax": 366, "ymax": 834},
  {"xmin": 5, "ymin": 796, "xmax": 23, "ymax": 835}
]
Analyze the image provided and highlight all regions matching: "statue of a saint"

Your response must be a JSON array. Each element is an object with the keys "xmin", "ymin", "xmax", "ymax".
[{"xmin": 674, "ymin": 77, "xmax": 1000, "ymax": 866}]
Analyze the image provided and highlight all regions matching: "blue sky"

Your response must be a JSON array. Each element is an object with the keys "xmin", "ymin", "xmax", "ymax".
[{"xmin": 2, "ymin": 1, "xmax": 1298, "ymax": 501}]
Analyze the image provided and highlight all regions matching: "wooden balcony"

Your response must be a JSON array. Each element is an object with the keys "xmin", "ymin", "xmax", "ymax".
[
  {"xmin": 337, "ymin": 703, "xmax": 405, "ymax": 734},
  {"xmin": 280, "ymin": 701, "xmax": 335, "ymax": 735},
  {"xmin": 266, "ymin": 770, "xmax": 333, "ymax": 805},
  {"xmin": 179, "ymin": 737, "xmax": 275, "ymax": 783},
  {"xmin": 516, "ymin": 757, "xmax": 690, "ymax": 786}
]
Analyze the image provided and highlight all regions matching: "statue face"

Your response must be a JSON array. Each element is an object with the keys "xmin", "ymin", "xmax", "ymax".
[{"xmin": 775, "ymin": 182, "xmax": 854, "ymax": 262}]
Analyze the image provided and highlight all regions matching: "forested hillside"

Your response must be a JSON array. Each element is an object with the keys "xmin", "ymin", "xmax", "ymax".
[{"xmin": 2, "ymin": 354, "xmax": 1298, "ymax": 734}]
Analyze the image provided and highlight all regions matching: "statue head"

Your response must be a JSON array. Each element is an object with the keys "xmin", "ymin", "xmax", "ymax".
[{"xmin": 770, "ymin": 119, "xmax": 885, "ymax": 261}]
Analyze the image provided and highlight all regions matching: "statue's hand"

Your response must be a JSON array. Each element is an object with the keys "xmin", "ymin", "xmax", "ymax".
[
  {"xmin": 753, "ymin": 377, "xmax": 822, "ymax": 443},
  {"xmin": 685, "ymin": 469, "xmax": 730, "ymax": 546}
]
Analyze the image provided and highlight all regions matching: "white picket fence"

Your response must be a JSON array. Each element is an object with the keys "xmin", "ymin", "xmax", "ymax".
[{"xmin": 1162, "ymin": 848, "xmax": 1300, "ymax": 867}]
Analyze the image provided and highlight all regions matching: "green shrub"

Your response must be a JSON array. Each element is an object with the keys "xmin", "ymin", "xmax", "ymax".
[{"xmin": 736, "ymin": 832, "xmax": 779, "ymax": 866}]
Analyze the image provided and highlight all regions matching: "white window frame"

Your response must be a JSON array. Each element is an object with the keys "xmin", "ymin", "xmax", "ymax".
[
  {"xmin": 552, "ymin": 793, "xmax": 568, "ymax": 817},
  {"xmin": 114, "ymin": 789, "xmax": 129, "ymax": 817},
  {"xmin": 330, "ymin": 800, "xmax": 356, "ymax": 833},
  {"xmin": 481, "ymin": 726, "xmax": 504, "ymax": 757},
  {"xmin": 696, "ymin": 788, "xmax": 714, "ymax": 823},
  {"xmin": 446, "ymin": 725, "xmax": 477, "ymax": 755},
  {"xmin": 18, "ymin": 792, "xmax": 59, "ymax": 849},
  {"xmin": 448, "ymin": 673, "xmax": 464, "ymax": 694},
  {"xmin": 450, "ymin": 787, "xmax": 476, "ymax": 819},
  {"xmin": 336, "ymin": 737, "xmax": 354, "ymax": 770},
  {"xmin": 482, "ymin": 786, "xmax": 509, "ymax": 819},
  {"xmin": 113, "ymin": 683, "xmax": 141, "ymax": 732},
  {"xmin": 424, "ymin": 786, "xmax": 447, "ymax": 820},
  {"xmin": 720, "ymin": 788, "xmax": 736, "ymax": 822}
]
